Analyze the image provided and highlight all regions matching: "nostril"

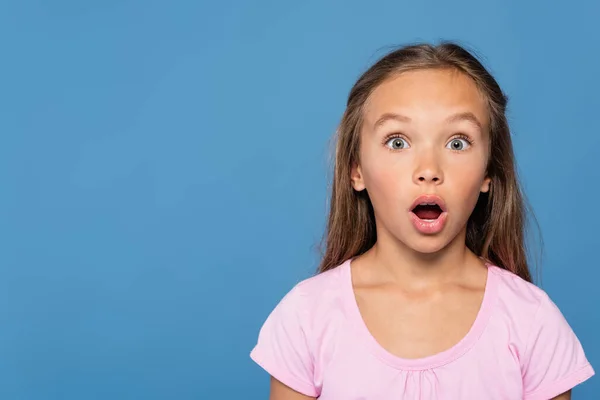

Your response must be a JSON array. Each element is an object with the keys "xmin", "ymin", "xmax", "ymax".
[{"xmin": 418, "ymin": 176, "xmax": 440, "ymax": 182}]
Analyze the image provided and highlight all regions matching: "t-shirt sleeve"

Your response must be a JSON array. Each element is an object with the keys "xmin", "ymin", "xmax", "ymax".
[
  {"xmin": 250, "ymin": 285, "xmax": 318, "ymax": 397},
  {"xmin": 522, "ymin": 292, "xmax": 595, "ymax": 400}
]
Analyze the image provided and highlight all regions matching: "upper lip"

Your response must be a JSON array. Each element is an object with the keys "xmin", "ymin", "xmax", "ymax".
[{"xmin": 409, "ymin": 194, "xmax": 447, "ymax": 212}]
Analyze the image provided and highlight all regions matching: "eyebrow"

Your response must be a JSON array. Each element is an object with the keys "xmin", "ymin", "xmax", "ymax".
[{"xmin": 373, "ymin": 111, "xmax": 484, "ymax": 132}]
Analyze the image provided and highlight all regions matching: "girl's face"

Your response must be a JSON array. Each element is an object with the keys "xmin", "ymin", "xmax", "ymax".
[{"xmin": 351, "ymin": 68, "xmax": 491, "ymax": 254}]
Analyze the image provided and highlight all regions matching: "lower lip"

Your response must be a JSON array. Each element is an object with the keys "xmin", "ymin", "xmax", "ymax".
[{"xmin": 409, "ymin": 211, "xmax": 448, "ymax": 234}]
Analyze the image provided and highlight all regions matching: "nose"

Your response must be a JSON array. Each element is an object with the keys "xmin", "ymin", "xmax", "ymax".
[{"xmin": 413, "ymin": 151, "xmax": 444, "ymax": 185}]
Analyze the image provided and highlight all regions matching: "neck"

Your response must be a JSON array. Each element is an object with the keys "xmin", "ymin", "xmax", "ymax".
[{"xmin": 364, "ymin": 229, "xmax": 479, "ymax": 290}]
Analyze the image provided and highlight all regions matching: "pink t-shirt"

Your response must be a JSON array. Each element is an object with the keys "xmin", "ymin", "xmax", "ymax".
[{"xmin": 250, "ymin": 259, "xmax": 595, "ymax": 399}]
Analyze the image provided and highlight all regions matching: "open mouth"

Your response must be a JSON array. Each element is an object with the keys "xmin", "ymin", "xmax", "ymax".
[
  {"xmin": 412, "ymin": 203, "xmax": 443, "ymax": 220},
  {"xmin": 409, "ymin": 195, "xmax": 447, "ymax": 234}
]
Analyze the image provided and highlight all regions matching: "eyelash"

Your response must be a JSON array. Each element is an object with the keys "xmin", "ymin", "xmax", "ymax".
[{"xmin": 382, "ymin": 133, "xmax": 475, "ymax": 151}]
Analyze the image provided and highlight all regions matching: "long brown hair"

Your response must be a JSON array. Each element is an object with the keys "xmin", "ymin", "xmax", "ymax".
[{"xmin": 317, "ymin": 41, "xmax": 540, "ymax": 283}]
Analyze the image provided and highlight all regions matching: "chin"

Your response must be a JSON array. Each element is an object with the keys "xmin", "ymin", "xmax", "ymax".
[
  {"xmin": 408, "ymin": 238, "xmax": 450, "ymax": 255},
  {"xmin": 394, "ymin": 232, "xmax": 454, "ymax": 255}
]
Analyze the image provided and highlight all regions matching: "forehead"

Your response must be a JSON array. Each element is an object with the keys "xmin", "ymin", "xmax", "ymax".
[{"xmin": 363, "ymin": 68, "xmax": 490, "ymax": 129}]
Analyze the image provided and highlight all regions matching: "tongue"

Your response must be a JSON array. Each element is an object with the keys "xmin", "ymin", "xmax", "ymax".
[{"xmin": 414, "ymin": 205, "xmax": 442, "ymax": 220}]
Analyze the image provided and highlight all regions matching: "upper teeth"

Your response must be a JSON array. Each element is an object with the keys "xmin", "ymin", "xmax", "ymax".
[{"xmin": 420, "ymin": 202, "xmax": 437, "ymax": 206}]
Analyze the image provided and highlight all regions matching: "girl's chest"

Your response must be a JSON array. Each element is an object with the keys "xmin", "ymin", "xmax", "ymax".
[
  {"xmin": 317, "ymin": 334, "xmax": 523, "ymax": 400},
  {"xmin": 354, "ymin": 286, "xmax": 483, "ymax": 360}
]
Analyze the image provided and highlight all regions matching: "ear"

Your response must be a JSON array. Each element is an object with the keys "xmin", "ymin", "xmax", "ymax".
[
  {"xmin": 350, "ymin": 161, "xmax": 366, "ymax": 191},
  {"xmin": 480, "ymin": 176, "xmax": 491, "ymax": 193}
]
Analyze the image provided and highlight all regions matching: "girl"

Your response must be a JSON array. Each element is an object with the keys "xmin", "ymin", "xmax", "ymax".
[{"xmin": 250, "ymin": 42, "xmax": 595, "ymax": 399}]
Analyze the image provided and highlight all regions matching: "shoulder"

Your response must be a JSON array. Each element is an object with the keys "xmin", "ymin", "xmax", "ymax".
[
  {"xmin": 277, "ymin": 260, "xmax": 351, "ymax": 327},
  {"xmin": 487, "ymin": 266, "xmax": 595, "ymax": 397},
  {"xmin": 253, "ymin": 259, "xmax": 351, "ymax": 342},
  {"xmin": 295, "ymin": 260, "xmax": 349, "ymax": 299},
  {"xmin": 486, "ymin": 265, "xmax": 555, "ymax": 350},
  {"xmin": 250, "ymin": 260, "xmax": 351, "ymax": 396},
  {"xmin": 488, "ymin": 265, "xmax": 549, "ymax": 316},
  {"xmin": 488, "ymin": 264, "xmax": 591, "ymax": 360}
]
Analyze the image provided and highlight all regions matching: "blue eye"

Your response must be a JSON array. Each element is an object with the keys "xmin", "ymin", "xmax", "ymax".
[
  {"xmin": 446, "ymin": 138, "xmax": 470, "ymax": 151},
  {"xmin": 385, "ymin": 137, "xmax": 410, "ymax": 150}
]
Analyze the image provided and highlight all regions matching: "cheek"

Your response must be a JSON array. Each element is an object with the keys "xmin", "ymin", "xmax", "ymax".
[
  {"xmin": 446, "ymin": 159, "xmax": 488, "ymax": 207},
  {"xmin": 453, "ymin": 178, "xmax": 484, "ymax": 204},
  {"xmin": 361, "ymin": 156, "xmax": 411, "ymax": 207}
]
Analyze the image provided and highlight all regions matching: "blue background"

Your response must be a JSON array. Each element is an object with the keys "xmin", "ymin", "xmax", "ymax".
[{"xmin": 1, "ymin": 0, "xmax": 598, "ymax": 398}]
